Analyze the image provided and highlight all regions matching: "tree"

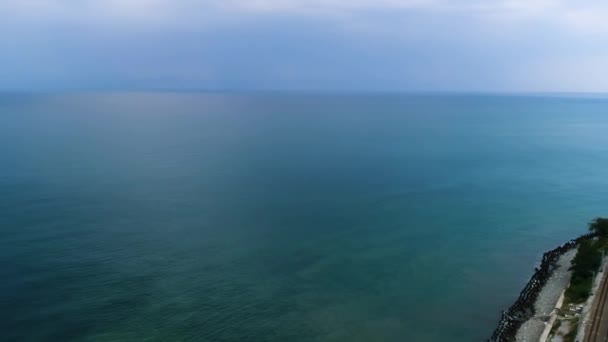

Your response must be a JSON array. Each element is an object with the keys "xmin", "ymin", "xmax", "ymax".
[
  {"xmin": 567, "ymin": 239, "xmax": 602, "ymax": 303},
  {"xmin": 589, "ymin": 217, "xmax": 608, "ymax": 238},
  {"xmin": 570, "ymin": 239, "xmax": 602, "ymax": 280}
]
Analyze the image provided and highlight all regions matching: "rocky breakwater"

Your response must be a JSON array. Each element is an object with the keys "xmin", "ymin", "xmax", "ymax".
[{"xmin": 488, "ymin": 233, "xmax": 595, "ymax": 342}]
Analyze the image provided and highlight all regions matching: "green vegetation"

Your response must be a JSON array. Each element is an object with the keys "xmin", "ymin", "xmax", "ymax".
[
  {"xmin": 556, "ymin": 218, "xmax": 608, "ymax": 341},
  {"xmin": 549, "ymin": 318, "xmax": 561, "ymax": 334},
  {"xmin": 549, "ymin": 318, "xmax": 578, "ymax": 342},
  {"xmin": 590, "ymin": 217, "xmax": 608, "ymax": 237},
  {"xmin": 566, "ymin": 239, "xmax": 602, "ymax": 302},
  {"xmin": 565, "ymin": 276, "xmax": 594, "ymax": 303},
  {"xmin": 590, "ymin": 217, "xmax": 608, "ymax": 252},
  {"xmin": 564, "ymin": 217, "xmax": 608, "ymax": 303},
  {"xmin": 564, "ymin": 318, "xmax": 579, "ymax": 342}
]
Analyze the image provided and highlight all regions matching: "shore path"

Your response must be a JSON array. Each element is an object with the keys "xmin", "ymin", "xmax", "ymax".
[{"xmin": 584, "ymin": 264, "xmax": 608, "ymax": 342}]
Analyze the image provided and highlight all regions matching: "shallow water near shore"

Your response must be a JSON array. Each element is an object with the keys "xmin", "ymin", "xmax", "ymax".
[{"xmin": 2, "ymin": 93, "xmax": 608, "ymax": 341}]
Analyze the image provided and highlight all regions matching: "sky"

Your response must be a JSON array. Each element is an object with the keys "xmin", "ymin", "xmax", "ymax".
[{"xmin": 1, "ymin": 0, "xmax": 607, "ymax": 92}]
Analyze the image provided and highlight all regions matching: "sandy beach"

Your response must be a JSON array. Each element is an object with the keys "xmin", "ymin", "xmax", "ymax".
[{"xmin": 515, "ymin": 249, "xmax": 577, "ymax": 342}]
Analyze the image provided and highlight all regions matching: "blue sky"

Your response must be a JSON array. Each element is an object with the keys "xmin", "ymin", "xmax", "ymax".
[{"xmin": 1, "ymin": 0, "xmax": 607, "ymax": 92}]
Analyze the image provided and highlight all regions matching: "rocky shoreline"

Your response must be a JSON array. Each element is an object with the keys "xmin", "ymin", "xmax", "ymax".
[
  {"xmin": 488, "ymin": 233, "xmax": 595, "ymax": 342},
  {"xmin": 515, "ymin": 249, "xmax": 576, "ymax": 341}
]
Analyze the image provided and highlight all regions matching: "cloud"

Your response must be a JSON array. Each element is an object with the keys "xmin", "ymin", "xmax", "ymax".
[
  {"xmin": 515, "ymin": 55, "xmax": 608, "ymax": 92},
  {"xmin": 1, "ymin": 1, "xmax": 608, "ymax": 91},
  {"xmin": 2, "ymin": 0, "xmax": 608, "ymax": 34},
  {"xmin": 1, "ymin": 0, "xmax": 608, "ymax": 39}
]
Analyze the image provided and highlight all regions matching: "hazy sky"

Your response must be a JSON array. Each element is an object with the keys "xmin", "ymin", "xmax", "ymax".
[{"xmin": 1, "ymin": 0, "xmax": 607, "ymax": 92}]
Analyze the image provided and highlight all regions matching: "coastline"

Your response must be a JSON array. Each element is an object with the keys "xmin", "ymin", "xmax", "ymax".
[
  {"xmin": 515, "ymin": 249, "xmax": 576, "ymax": 341},
  {"xmin": 489, "ymin": 234, "xmax": 594, "ymax": 342}
]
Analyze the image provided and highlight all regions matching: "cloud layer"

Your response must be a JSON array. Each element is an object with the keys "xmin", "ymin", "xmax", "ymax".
[{"xmin": 1, "ymin": 0, "xmax": 607, "ymax": 91}]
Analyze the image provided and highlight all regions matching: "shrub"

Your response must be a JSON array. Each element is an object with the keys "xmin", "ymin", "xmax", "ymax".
[{"xmin": 589, "ymin": 217, "xmax": 608, "ymax": 238}]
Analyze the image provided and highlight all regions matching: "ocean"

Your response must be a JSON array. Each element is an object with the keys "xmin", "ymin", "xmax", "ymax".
[{"xmin": 1, "ymin": 93, "xmax": 608, "ymax": 341}]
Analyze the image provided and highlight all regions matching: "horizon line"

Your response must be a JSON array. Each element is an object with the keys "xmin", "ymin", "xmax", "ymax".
[{"xmin": 1, "ymin": 88, "xmax": 608, "ymax": 95}]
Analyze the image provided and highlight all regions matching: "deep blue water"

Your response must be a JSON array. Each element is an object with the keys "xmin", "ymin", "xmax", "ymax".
[{"xmin": 1, "ymin": 93, "xmax": 608, "ymax": 342}]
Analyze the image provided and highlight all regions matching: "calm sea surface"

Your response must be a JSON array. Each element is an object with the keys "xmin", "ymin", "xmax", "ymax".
[{"xmin": 2, "ymin": 93, "xmax": 608, "ymax": 341}]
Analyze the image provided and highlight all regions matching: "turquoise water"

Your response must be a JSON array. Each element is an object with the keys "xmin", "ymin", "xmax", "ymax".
[{"xmin": 1, "ymin": 93, "xmax": 608, "ymax": 341}]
